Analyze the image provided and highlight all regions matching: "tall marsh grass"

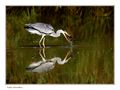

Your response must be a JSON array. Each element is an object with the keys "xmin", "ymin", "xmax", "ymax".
[{"xmin": 6, "ymin": 6, "xmax": 114, "ymax": 48}]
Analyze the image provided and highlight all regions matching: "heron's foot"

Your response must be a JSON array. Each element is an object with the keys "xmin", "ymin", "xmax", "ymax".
[
  {"xmin": 42, "ymin": 45, "xmax": 45, "ymax": 48},
  {"xmin": 39, "ymin": 43, "xmax": 45, "ymax": 48},
  {"xmin": 39, "ymin": 45, "xmax": 41, "ymax": 48}
]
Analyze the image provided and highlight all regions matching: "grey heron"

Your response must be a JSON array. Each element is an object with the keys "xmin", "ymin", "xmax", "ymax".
[
  {"xmin": 24, "ymin": 22, "xmax": 71, "ymax": 48},
  {"xmin": 26, "ymin": 49, "xmax": 71, "ymax": 73}
]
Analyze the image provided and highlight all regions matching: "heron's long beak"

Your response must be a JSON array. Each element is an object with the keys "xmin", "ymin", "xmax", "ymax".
[{"xmin": 63, "ymin": 31, "xmax": 71, "ymax": 42}]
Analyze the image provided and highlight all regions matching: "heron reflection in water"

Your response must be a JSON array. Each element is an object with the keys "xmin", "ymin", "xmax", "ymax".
[
  {"xmin": 24, "ymin": 22, "xmax": 71, "ymax": 48},
  {"xmin": 26, "ymin": 48, "xmax": 71, "ymax": 73}
]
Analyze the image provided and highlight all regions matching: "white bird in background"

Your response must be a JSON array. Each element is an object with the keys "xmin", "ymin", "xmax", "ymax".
[{"xmin": 24, "ymin": 22, "xmax": 71, "ymax": 48}]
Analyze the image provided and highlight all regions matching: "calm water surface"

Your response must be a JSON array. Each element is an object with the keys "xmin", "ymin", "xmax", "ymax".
[{"xmin": 6, "ymin": 42, "xmax": 114, "ymax": 84}]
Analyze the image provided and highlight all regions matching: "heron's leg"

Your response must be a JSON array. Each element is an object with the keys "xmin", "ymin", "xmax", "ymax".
[
  {"xmin": 42, "ymin": 37, "xmax": 45, "ymax": 48},
  {"xmin": 39, "ymin": 35, "xmax": 45, "ymax": 48},
  {"xmin": 39, "ymin": 49, "xmax": 42, "ymax": 57},
  {"xmin": 41, "ymin": 38, "xmax": 46, "ymax": 57},
  {"xmin": 39, "ymin": 49, "xmax": 46, "ymax": 61},
  {"xmin": 42, "ymin": 46, "xmax": 46, "ymax": 58}
]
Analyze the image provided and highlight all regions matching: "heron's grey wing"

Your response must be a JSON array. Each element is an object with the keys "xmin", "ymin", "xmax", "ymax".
[
  {"xmin": 26, "ymin": 61, "xmax": 43, "ymax": 70},
  {"xmin": 31, "ymin": 62, "xmax": 55, "ymax": 73},
  {"xmin": 31, "ymin": 23, "xmax": 54, "ymax": 34},
  {"xmin": 45, "ymin": 23, "xmax": 54, "ymax": 30}
]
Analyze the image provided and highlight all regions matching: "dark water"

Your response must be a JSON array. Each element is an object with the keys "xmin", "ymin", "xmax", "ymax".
[{"xmin": 6, "ymin": 41, "xmax": 114, "ymax": 84}]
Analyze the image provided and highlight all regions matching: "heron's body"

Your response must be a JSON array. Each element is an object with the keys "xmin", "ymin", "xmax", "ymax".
[
  {"xmin": 26, "ymin": 57, "xmax": 70, "ymax": 73},
  {"xmin": 24, "ymin": 22, "xmax": 71, "ymax": 47},
  {"xmin": 25, "ymin": 23, "xmax": 54, "ymax": 35},
  {"xmin": 26, "ymin": 60, "xmax": 55, "ymax": 73}
]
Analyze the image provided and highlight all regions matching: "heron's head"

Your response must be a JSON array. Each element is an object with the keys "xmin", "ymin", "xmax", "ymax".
[
  {"xmin": 24, "ymin": 24, "xmax": 31, "ymax": 31},
  {"xmin": 24, "ymin": 24, "xmax": 30, "ymax": 29}
]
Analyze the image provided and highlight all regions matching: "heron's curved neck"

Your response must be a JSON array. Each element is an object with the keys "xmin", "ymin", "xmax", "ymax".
[{"xmin": 50, "ymin": 30, "xmax": 63, "ymax": 37}]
